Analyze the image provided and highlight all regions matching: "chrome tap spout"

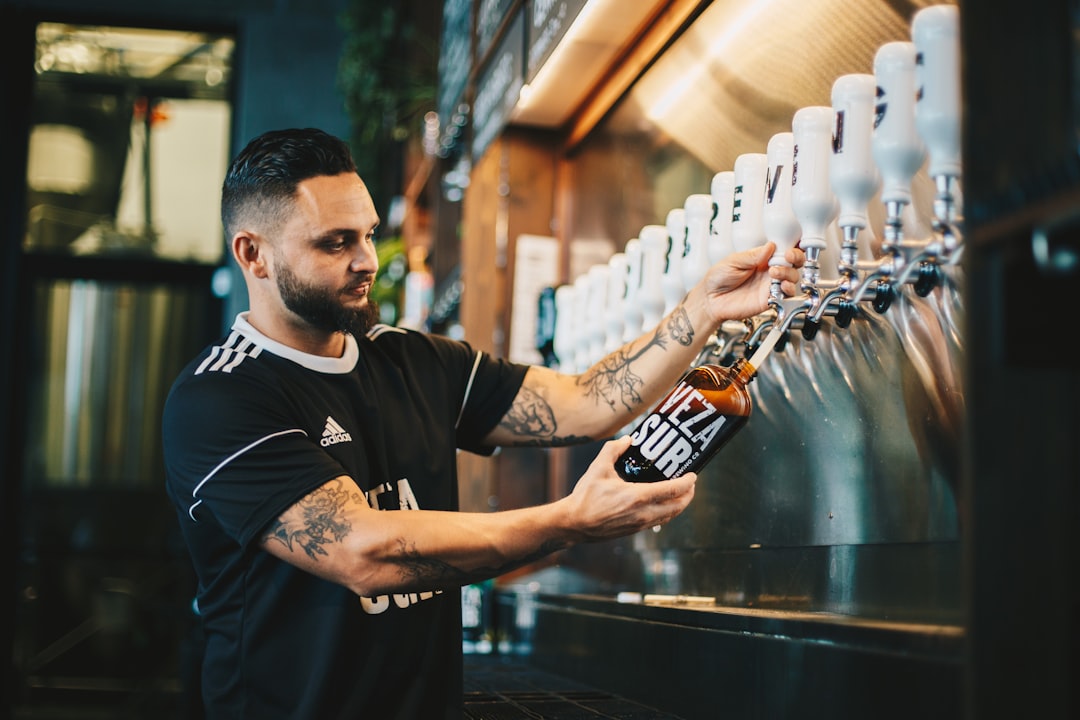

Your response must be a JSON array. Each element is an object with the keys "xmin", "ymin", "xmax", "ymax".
[
  {"xmin": 744, "ymin": 310, "xmax": 778, "ymax": 354},
  {"xmin": 891, "ymin": 178, "xmax": 963, "ymax": 296},
  {"xmin": 804, "ymin": 271, "xmax": 856, "ymax": 328},
  {"xmin": 694, "ymin": 318, "xmax": 753, "ymax": 367},
  {"xmin": 767, "ymin": 293, "xmax": 813, "ymax": 336}
]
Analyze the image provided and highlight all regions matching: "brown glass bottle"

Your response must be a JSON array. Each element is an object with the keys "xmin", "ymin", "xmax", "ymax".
[{"xmin": 616, "ymin": 357, "xmax": 756, "ymax": 482}]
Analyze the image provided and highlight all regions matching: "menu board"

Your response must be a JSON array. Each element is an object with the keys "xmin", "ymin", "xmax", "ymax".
[
  {"xmin": 471, "ymin": 9, "xmax": 524, "ymax": 162},
  {"xmin": 476, "ymin": 0, "xmax": 515, "ymax": 60},
  {"xmin": 437, "ymin": 0, "xmax": 473, "ymax": 134},
  {"xmin": 526, "ymin": 0, "xmax": 588, "ymax": 82}
]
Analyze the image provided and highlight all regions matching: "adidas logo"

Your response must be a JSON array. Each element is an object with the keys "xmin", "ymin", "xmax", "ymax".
[{"xmin": 320, "ymin": 416, "xmax": 353, "ymax": 447}]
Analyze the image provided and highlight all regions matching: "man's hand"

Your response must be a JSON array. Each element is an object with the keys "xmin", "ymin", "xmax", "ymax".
[
  {"xmin": 702, "ymin": 242, "xmax": 806, "ymax": 323},
  {"xmin": 561, "ymin": 436, "xmax": 697, "ymax": 542}
]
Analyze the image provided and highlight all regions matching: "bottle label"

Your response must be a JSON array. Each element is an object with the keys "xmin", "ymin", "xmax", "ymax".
[{"xmin": 624, "ymin": 380, "xmax": 731, "ymax": 480}]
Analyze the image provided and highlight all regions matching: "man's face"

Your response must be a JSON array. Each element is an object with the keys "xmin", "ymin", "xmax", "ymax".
[
  {"xmin": 271, "ymin": 172, "xmax": 382, "ymax": 337},
  {"xmin": 276, "ymin": 258, "xmax": 381, "ymax": 337}
]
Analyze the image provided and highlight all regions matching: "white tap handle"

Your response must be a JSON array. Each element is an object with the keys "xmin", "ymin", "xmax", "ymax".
[
  {"xmin": 709, "ymin": 171, "xmax": 736, "ymax": 264},
  {"xmin": 572, "ymin": 273, "xmax": 592, "ymax": 372},
  {"xmin": 873, "ymin": 41, "xmax": 925, "ymax": 207},
  {"xmin": 731, "ymin": 152, "xmax": 768, "ymax": 252},
  {"xmin": 604, "ymin": 253, "xmax": 628, "ymax": 353},
  {"xmin": 622, "ymin": 238, "xmax": 644, "ymax": 342},
  {"xmin": 638, "ymin": 224, "xmax": 667, "ymax": 333},
  {"xmin": 830, "ymin": 73, "xmax": 881, "ymax": 231},
  {"xmin": 553, "ymin": 284, "xmax": 576, "ymax": 372},
  {"xmin": 912, "ymin": 4, "xmax": 962, "ymax": 180},
  {"xmin": 662, "ymin": 208, "xmax": 687, "ymax": 316},
  {"xmin": 586, "ymin": 265, "xmax": 609, "ymax": 366},
  {"xmin": 683, "ymin": 193, "xmax": 712, "ymax": 291},
  {"xmin": 763, "ymin": 132, "xmax": 800, "ymax": 267},
  {"xmin": 792, "ymin": 106, "xmax": 839, "ymax": 253}
]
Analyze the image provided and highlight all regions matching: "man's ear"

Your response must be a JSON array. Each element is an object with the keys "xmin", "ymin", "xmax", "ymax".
[{"xmin": 233, "ymin": 232, "xmax": 270, "ymax": 279}]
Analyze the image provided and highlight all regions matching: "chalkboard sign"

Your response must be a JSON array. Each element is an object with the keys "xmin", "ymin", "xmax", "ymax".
[
  {"xmin": 476, "ymin": 0, "xmax": 515, "ymax": 60},
  {"xmin": 526, "ymin": 0, "xmax": 588, "ymax": 82},
  {"xmin": 437, "ymin": 0, "xmax": 473, "ymax": 134},
  {"xmin": 471, "ymin": 9, "xmax": 524, "ymax": 162}
]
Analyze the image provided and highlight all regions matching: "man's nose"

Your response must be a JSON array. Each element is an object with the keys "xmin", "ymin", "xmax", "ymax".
[{"xmin": 349, "ymin": 243, "xmax": 378, "ymax": 274}]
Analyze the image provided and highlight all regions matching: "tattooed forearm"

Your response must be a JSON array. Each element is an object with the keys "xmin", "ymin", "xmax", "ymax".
[
  {"xmin": 578, "ymin": 350, "xmax": 643, "ymax": 413},
  {"xmin": 263, "ymin": 480, "xmax": 357, "ymax": 561},
  {"xmin": 499, "ymin": 309, "xmax": 698, "ymax": 443},
  {"xmin": 391, "ymin": 538, "xmax": 567, "ymax": 587},
  {"xmin": 668, "ymin": 306, "xmax": 695, "ymax": 346},
  {"xmin": 576, "ymin": 323, "xmax": 674, "ymax": 412}
]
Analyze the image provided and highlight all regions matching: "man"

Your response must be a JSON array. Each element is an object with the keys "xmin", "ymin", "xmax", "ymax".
[{"xmin": 162, "ymin": 127, "xmax": 804, "ymax": 719}]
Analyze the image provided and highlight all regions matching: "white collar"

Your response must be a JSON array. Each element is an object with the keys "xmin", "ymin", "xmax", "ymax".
[{"xmin": 232, "ymin": 312, "xmax": 358, "ymax": 374}]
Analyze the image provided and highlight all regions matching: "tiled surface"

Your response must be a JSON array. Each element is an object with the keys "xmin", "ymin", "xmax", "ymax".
[{"xmin": 463, "ymin": 655, "xmax": 686, "ymax": 719}]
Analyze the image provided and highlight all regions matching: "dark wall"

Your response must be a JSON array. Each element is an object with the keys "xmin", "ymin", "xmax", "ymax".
[
  {"xmin": 0, "ymin": 0, "xmax": 353, "ymax": 327},
  {"xmin": 0, "ymin": 3, "xmax": 352, "ymax": 717},
  {"xmin": 961, "ymin": 1, "xmax": 1080, "ymax": 718}
]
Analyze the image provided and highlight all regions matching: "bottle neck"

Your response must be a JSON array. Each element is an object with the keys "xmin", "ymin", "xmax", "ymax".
[{"xmin": 731, "ymin": 356, "xmax": 757, "ymax": 383}]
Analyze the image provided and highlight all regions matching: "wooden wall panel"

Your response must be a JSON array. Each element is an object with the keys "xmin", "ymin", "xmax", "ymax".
[{"xmin": 457, "ymin": 129, "xmax": 559, "ymax": 515}]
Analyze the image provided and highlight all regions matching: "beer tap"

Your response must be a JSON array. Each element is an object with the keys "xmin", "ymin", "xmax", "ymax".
[
  {"xmin": 586, "ymin": 264, "xmax": 610, "ymax": 367},
  {"xmin": 853, "ymin": 4, "xmax": 964, "ymax": 304},
  {"xmin": 898, "ymin": 3, "xmax": 963, "ymax": 281},
  {"xmin": 787, "ymin": 106, "xmax": 844, "ymax": 340},
  {"xmin": 701, "ymin": 171, "xmax": 750, "ymax": 365},
  {"xmin": 731, "ymin": 152, "xmax": 768, "ymax": 254},
  {"xmin": 730, "ymin": 152, "xmax": 774, "ymax": 356},
  {"xmin": 764, "ymin": 133, "xmax": 800, "ymax": 297},
  {"xmin": 761, "ymin": 130, "xmax": 815, "ymax": 341},
  {"xmin": 804, "ymin": 73, "xmax": 882, "ymax": 331},
  {"xmin": 916, "ymin": 4, "xmax": 962, "ymax": 233},
  {"xmin": 572, "ymin": 271, "xmax": 593, "ymax": 372},
  {"xmin": 846, "ymin": 40, "xmax": 927, "ymax": 312},
  {"xmin": 662, "ymin": 208, "xmax": 687, "ymax": 317},
  {"xmin": 684, "ymin": 192, "xmax": 724, "ymax": 367},
  {"xmin": 638, "ymin": 224, "xmax": 668, "ymax": 334},
  {"xmin": 605, "ymin": 252, "xmax": 628, "ymax": 355},
  {"xmin": 683, "ymin": 193, "xmax": 712, "ymax": 292},
  {"xmin": 622, "ymin": 237, "xmax": 644, "ymax": 343},
  {"xmin": 709, "ymin": 171, "xmax": 737, "ymax": 265}
]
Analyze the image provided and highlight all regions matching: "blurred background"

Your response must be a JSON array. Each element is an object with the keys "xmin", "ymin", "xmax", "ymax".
[{"xmin": 0, "ymin": 0, "xmax": 1076, "ymax": 718}]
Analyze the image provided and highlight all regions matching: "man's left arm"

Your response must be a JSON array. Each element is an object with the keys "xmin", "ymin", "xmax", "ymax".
[{"xmin": 484, "ymin": 242, "xmax": 804, "ymax": 447}]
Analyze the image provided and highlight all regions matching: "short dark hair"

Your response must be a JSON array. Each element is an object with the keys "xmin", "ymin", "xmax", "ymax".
[{"xmin": 221, "ymin": 128, "xmax": 358, "ymax": 237}]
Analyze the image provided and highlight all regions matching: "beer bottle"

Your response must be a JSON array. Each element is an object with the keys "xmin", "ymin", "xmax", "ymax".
[{"xmin": 616, "ymin": 357, "xmax": 756, "ymax": 483}]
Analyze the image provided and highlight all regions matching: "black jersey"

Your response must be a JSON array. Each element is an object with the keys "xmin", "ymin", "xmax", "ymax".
[{"xmin": 163, "ymin": 313, "xmax": 527, "ymax": 719}]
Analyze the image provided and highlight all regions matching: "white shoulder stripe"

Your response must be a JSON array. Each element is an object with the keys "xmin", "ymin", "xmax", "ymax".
[
  {"xmin": 195, "ymin": 345, "xmax": 222, "ymax": 375},
  {"xmin": 367, "ymin": 323, "xmax": 407, "ymax": 340},
  {"xmin": 187, "ymin": 428, "xmax": 308, "ymax": 521},
  {"xmin": 455, "ymin": 351, "xmax": 484, "ymax": 430},
  {"xmin": 222, "ymin": 337, "xmax": 258, "ymax": 373},
  {"xmin": 195, "ymin": 331, "xmax": 261, "ymax": 375},
  {"xmin": 209, "ymin": 347, "xmax": 237, "ymax": 372}
]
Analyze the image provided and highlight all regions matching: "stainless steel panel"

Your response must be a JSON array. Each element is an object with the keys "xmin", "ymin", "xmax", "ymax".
[{"xmin": 534, "ymin": 0, "xmax": 965, "ymax": 626}]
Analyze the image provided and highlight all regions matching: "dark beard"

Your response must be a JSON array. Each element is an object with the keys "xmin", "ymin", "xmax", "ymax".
[{"xmin": 276, "ymin": 262, "xmax": 381, "ymax": 338}]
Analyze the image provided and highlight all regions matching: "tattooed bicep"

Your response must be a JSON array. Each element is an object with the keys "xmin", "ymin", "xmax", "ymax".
[
  {"xmin": 494, "ymin": 378, "xmax": 595, "ymax": 447},
  {"xmin": 261, "ymin": 478, "xmax": 361, "ymax": 562},
  {"xmin": 499, "ymin": 384, "xmax": 557, "ymax": 439}
]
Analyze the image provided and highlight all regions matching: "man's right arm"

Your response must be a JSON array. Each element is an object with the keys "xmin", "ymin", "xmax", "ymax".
[{"xmin": 258, "ymin": 436, "xmax": 696, "ymax": 596}]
